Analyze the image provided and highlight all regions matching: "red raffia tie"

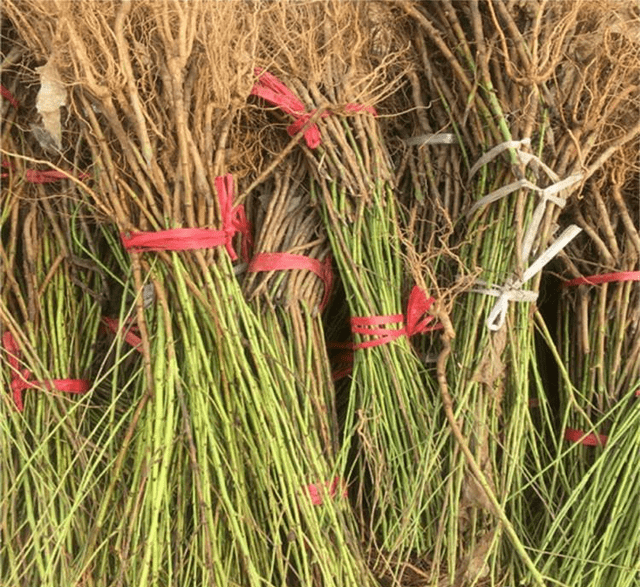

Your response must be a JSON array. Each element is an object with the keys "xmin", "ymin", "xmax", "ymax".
[
  {"xmin": 350, "ymin": 286, "xmax": 442, "ymax": 350},
  {"xmin": 331, "ymin": 349, "xmax": 355, "ymax": 382},
  {"xmin": 250, "ymin": 68, "xmax": 377, "ymax": 149},
  {"xmin": 247, "ymin": 252, "xmax": 333, "ymax": 311},
  {"xmin": 1, "ymin": 85, "xmax": 19, "ymax": 109},
  {"xmin": 305, "ymin": 477, "xmax": 348, "ymax": 506},
  {"xmin": 1, "ymin": 161, "xmax": 89, "ymax": 184},
  {"xmin": 563, "ymin": 271, "xmax": 640, "ymax": 287},
  {"xmin": 216, "ymin": 174, "xmax": 253, "ymax": 261},
  {"xmin": 121, "ymin": 174, "xmax": 253, "ymax": 261},
  {"xmin": 2, "ymin": 332, "xmax": 90, "ymax": 412},
  {"xmin": 564, "ymin": 427, "xmax": 608, "ymax": 447},
  {"xmin": 329, "ymin": 287, "xmax": 442, "ymax": 380},
  {"xmin": 101, "ymin": 317, "xmax": 142, "ymax": 353}
]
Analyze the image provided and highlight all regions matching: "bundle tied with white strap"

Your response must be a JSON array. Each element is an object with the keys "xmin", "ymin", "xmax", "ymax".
[
  {"xmin": 467, "ymin": 137, "xmax": 584, "ymax": 330},
  {"xmin": 474, "ymin": 224, "xmax": 582, "ymax": 331}
]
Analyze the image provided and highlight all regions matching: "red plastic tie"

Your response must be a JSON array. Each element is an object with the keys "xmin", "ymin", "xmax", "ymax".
[
  {"xmin": 247, "ymin": 252, "xmax": 333, "ymax": 311},
  {"xmin": 121, "ymin": 228, "xmax": 228, "ymax": 253},
  {"xmin": 25, "ymin": 169, "xmax": 82, "ymax": 184},
  {"xmin": 215, "ymin": 174, "xmax": 253, "ymax": 261},
  {"xmin": 251, "ymin": 68, "xmax": 376, "ymax": 149},
  {"xmin": 305, "ymin": 477, "xmax": 348, "ymax": 506},
  {"xmin": 1, "ymin": 161, "xmax": 89, "ymax": 184},
  {"xmin": 329, "ymin": 287, "xmax": 441, "ymax": 378},
  {"xmin": 1, "ymin": 85, "xmax": 19, "ymax": 109},
  {"xmin": 101, "ymin": 317, "xmax": 143, "ymax": 353},
  {"xmin": 405, "ymin": 286, "xmax": 441, "ymax": 336},
  {"xmin": 121, "ymin": 174, "xmax": 252, "ymax": 261},
  {"xmin": 351, "ymin": 286, "xmax": 441, "ymax": 350},
  {"xmin": 251, "ymin": 68, "xmax": 326, "ymax": 149},
  {"xmin": 564, "ymin": 428, "xmax": 608, "ymax": 447},
  {"xmin": 331, "ymin": 350, "xmax": 355, "ymax": 381},
  {"xmin": 327, "ymin": 341, "xmax": 356, "ymax": 381},
  {"xmin": 2, "ymin": 332, "xmax": 90, "ymax": 412},
  {"xmin": 563, "ymin": 271, "xmax": 640, "ymax": 287},
  {"xmin": 350, "ymin": 314, "xmax": 406, "ymax": 349}
]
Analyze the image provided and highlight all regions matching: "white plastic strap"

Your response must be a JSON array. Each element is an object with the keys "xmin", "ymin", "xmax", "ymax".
[
  {"xmin": 467, "ymin": 177, "xmax": 570, "ymax": 217},
  {"xmin": 516, "ymin": 151, "xmax": 560, "ymax": 182},
  {"xmin": 474, "ymin": 225, "xmax": 582, "ymax": 331},
  {"xmin": 520, "ymin": 174, "xmax": 583, "ymax": 261},
  {"xmin": 468, "ymin": 138, "xmax": 531, "ymax": 179},
  {"xmin": 404, "ymin": 133, "xmax": 457, "ymax": 146},
  {"xmin": 470, "ymin": 137, "xmax": 560, "ymax": 183}
]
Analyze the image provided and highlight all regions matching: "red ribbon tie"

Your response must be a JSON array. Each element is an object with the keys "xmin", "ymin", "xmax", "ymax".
[
  {"xmin": 215, "ymin": 174, "xmax": 253, "ymax": 261},
  {"xmin": 247, "ymin": 252, "xmax": 333, "ymax": 311},
  {"xmin": 101, "ymin": 317, "xmax": 143, "ymax": 352},
  {"xmin": 305, "ymin": 477, "xmax": 348, "ymax": 506},
  {"xmin": 564, "ymin": 428, "xmax": 608, "ymax": 447},
  {"xmin": 121, "ymin": 175, "xmax": 252, "ymax": 261},
  {"xmin": 1, "ymin": 161, "xmax": 89, "ymax": 184},
  {"xmin": 121, "ymin": 227, "xmax": 229, "ymax": 253},
  {"xmin": 251, "ymin": 68, "xmax": 326, "ymax": 149},
  {"xmin": 1, "ymin": 85, "xmax": 19, "ymax": 109},
  {"xmin": 405, "ymin": 285, "xmax": 440, "ymax": 336},
  {"xmin": 351, "ymin": 286, "xmax": 441, "ymax": 350},
  {"xmin": 563, "ymin": 271, "xmax": 640, "ymax": 287},
  {"xmin": 2, "ymin": 332, "xmax": 90, "ymax": 412},
  {"xmin": 251, "ymin": 69, "xmax": 377, "ymax": 149}
]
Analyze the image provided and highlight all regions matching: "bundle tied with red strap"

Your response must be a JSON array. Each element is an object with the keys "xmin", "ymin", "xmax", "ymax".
[
  {"xmin": 563, "ymin": 271, "xmax": 640, "ymax": 288},
  {"xmin": 564, "ymin": 272, "xmax": 640, "ymax": 399},
  {"xmin": 349, "ymin": 286, "xmax": 442, "ymax": 350},
  {"xmin": 304, "ymin": 477, "xmax": 348, "ymax": 506},
  {"xmin": 121, "ymin": 174, "xmax": 252, "ymax": 261},
  {"xmin": 330, "ymin": 286, "xmax": 442, "ymax": 381},
  {"xmin": 101, "ymin": 317, "xmax": 143, "ymax": 353},
  {"xmin": 2, "ymin": 331, "xmax": 90, "ymax": 412},
  {"xmin": 250, "ymin": 68, "xmax": 376, "ymax": 149},
  {"xmin": 247, "ymin": 252, "xmax": 333, "ymax": 312}
]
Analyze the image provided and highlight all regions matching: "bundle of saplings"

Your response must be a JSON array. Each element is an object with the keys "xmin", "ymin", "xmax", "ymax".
[{"xmin": 2, "ymin": 1, "xmax": 638, "ymax": 586}]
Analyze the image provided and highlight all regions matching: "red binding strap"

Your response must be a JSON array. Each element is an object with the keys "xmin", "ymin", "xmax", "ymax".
[
  {"xmin": 350, "ymin": 286, "xmax": 441, "ymax": 350},
  {"xmin": 563, "ymin": 271, "xmax": 640, "ymax": 397},
  {"xmin": 251, "ymin": 68, "xmax": 326, "ymax": 149},
  {"xmin": 247, "ymin": 252, "xmax": 333, "ymax": 311},
  {"xmin": 563, "ymin": 271, "xmax": 640, "ymax": 287},
  {"xmin": 215, "ymin": 174, "xmax": 253, "ymax": 261},
  {"xmin": 122, "ymin": 228, "xmax": 229, "ymax": 253},
  {"xmin": 121, "ymin": 174, "xmax": 252, "ymax": 261},
  {"xmin": 305, "ymin": 477, "xmax": 348, "ymax": 506},
  {"xmin": 251, "ymin": 68, "xmax": 377, "ymax": 149},
  {"xmin": 101, "ymin": 317, "xmax": 143, "ymax": 353},
  {"xmin": 1, "ymin": 85, "xmax": 18, "ymax": 109},
  {"xmin": 331, "ymin": 349, "xmax": 355, "ymax": 382},
  {"xmin": 1, "ymin": 161, "xmax": 89, "ymax": 184},
  {"xmin": 564, "ymin": 428, "xmax": 608, "ymax": 447},
  {"xmin": 329, "ymin": 287, "xmax": 442, "ymax": 379},
  {"xmin": 2, "ymin": 332, "xmax": 90, "ymax": 412}
]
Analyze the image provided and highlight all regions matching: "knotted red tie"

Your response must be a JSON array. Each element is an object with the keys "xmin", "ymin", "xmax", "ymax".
[
  {"xmin": 121, "ymin": 175, "xmax": 253, "ymax": 262},
  {"xmin": 2, "ymin": 332, "xmax": 90, "ymax": 412},
  {"xmin": 350, "ymin": 286, "xmax": 441, "ymax": 350},
  {"xmin": 251, "ymin": 68, "xmax": 376, "ymax": 149}
]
